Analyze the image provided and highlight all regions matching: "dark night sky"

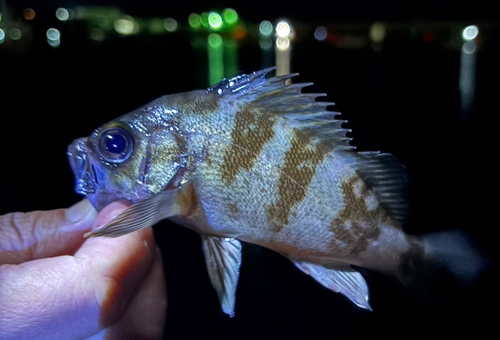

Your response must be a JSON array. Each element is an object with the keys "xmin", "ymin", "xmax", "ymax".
[{"xmin": 7, "ymin": 0, "xmax": 500, "ymax": 23}]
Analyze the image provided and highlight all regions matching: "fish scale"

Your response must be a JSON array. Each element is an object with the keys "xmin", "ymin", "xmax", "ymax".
[{"xmin": 68, "ymin": 67, "xmax": 446, "ymax": 315}]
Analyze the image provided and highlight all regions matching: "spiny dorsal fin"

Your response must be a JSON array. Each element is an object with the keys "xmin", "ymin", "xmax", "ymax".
[
  {"xmin": 354, "ymin": 151, "xmax": 409, "ymax": 225},
  {"xmin": 210, "ymin": 67, "xmax": 354, "ymax": 149},
  {"xmin": 210, "ymin": 69, "xmax": 408, "ymax": 224}
]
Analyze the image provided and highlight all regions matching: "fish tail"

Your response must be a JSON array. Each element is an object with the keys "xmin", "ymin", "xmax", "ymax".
[
  {"xmin": 419, "ymin": 229, "xmax": 489, "ymax": 287},
  {"xmin": 397, "ymin": 229, "xmax": 489, "ymax": 304}
]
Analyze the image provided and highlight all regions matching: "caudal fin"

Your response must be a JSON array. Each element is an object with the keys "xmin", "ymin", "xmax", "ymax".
[
  {"xmin": 398, "ymin": 229, "xmax": 489, "ymax": 305},
  {"xmin": 421, "ymin": 229, "xmax": 489, "ymax": 287}
]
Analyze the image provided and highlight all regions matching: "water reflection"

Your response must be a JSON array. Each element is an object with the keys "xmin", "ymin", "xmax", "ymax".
[
  {"xmin": 275, "ymin": 20, "xmax": 291, "ymax": 76},
  {"xmin": 459, "ymin": 25, "xmax": 479, "ymax": 120}
]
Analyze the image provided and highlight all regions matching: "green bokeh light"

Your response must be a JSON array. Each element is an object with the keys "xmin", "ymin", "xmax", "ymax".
[
  {"xmin": 188, "ymin": 13, "xmax": 201, "ymax": 29},
  {"xmin": 222, "ymin": 8, "xmax": 238, "ymax": 25},
  {"xmin": 200, "ymin": 12, "xmax": 209, "ymax": 28},
  {"xmin": 208, "ymin": 33, "xmax": 223, "ymax": 48},
  {"xmin": 208, "ymin": 33, "xmax": 224, "ymax": 86},
  {"xmin": 208, "ymin": 12, "xmax": 223, "ymax": 30}
]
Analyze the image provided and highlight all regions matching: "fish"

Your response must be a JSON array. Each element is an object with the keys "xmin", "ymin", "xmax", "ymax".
[{"xmin": 67, "ymin": 67, "xmax": 482, "ymax": 316}]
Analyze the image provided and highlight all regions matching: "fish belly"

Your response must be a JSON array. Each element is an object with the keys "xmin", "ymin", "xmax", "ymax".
[{"xmin": 191, "ymin": 129, "xmax": 408, "ymax": 272}]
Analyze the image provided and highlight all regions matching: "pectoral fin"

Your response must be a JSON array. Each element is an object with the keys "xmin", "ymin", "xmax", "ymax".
[
  {"xmin": 202, "ymin": 236, "xmax": 242, "ymax": 317},
  {"xmin": 85, "ymin": 188, "xmax": 184, "ymax": 238},
  {"xmin": 293, "ymin": 261, "xmax": 372, "ymax": 310}
]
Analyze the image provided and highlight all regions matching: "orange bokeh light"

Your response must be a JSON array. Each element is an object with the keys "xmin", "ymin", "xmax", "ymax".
[
  {"xmin": 23, "ymin": 8, "xmax": 36, "ymax": 20},
  {"xmin": 231, "ymin": 24, "xmax": 247, "ymax": 40}
]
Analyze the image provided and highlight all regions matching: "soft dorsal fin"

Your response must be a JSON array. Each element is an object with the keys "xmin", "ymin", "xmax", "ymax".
[
  {"xmin": 209, "ymin": 67, "xmax": 354, "ymax": 150},
  {"xmin": 354, "ymin": 151, "xmax": 409, "ymax": 224}
]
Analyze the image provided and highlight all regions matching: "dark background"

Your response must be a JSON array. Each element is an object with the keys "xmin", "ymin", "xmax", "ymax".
[{"xmin": 1, "ymin": 1, "xmax": 498, "ymax": 339}]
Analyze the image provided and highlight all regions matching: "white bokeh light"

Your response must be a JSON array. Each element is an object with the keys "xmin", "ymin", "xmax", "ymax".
[
  {"xmin": 276, "ymin": 21, "xmax": 291, "ymax": 38},
  {"xmin": 56, "ymin": 8, "xmax": 69, "ymax": 21},
  {"xmin": 462, "ymin": 25, "xmax": 479, "ymax": 41}
]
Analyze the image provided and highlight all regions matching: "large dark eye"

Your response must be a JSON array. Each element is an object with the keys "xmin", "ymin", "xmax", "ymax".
[{"xmin": 97, "ymin": 127, "xmax": 133, "ymax": 163}]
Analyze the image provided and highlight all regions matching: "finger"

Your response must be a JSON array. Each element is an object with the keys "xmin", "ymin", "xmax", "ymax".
[
  {"xmin": 0, "ymin": 199, "xmax": 97, "ymax": 264},
  {"xmin": 93, "ymin": 247, "xmax": 167, "ymax": 340},
  {"xmin": 0, "ymin": 205, "xmax": 156, "ymax": 340}
]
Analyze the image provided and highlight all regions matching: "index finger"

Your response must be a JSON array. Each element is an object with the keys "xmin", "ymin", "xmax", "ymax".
[
  {"xmin": 0, "ymin": 202, "xmax": 157, "ymax": 340},
  {"xmin": 0, "ymin": 199, "xmax": 97, "ymax": 264}
]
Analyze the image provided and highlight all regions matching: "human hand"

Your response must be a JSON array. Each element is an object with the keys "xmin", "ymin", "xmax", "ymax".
[{"xmin": 0, "ymin": 199, "xmax": 167, "ymax": 340}]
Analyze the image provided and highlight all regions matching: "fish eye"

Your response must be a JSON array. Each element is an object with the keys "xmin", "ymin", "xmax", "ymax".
[{"xmin": 97, "ymin": 127, "xmax": 133, "ymax": 163}]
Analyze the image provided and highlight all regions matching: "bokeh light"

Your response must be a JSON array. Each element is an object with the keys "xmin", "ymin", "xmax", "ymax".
[
  {"xmin": 200, "ymin": 12, "xmax": 209, "ymax": 28},
  {"xmin": 208, "ymin": 33, "xmax": 224, "ymax": 86},
  {"xmin": 276, "ymin": 21, "xmax": 291, "ymax": 37},
  {"xmin": 56, "ymin": 8, "xmax": 69, "ymax": 21},
  {"xmin": 259, "ymin": 21, "xmax": 273, "ymax": 36},
  {"xmin": 46, "ymin": 28, "xmax": 60, "ymax": 41},
  {"xmin": 0, "ymin": 29, "xmax": 5, "ymax": 43},
  {"xmin": 276, "ymin": 37, "xmax": 290, "ymax": 50},
  {"xmin": 462, "ymin": 25, "xmax": 479, "ymax": 41},
  {"xmin": 314, "ymin": 26, "xmax": 327, "ymax": 41},
  {"xmin": 164, "ymin": 18, "xmax": 178, "ymax": 32},
  {"xmin": 462, "ymin": 41, "xmax": 476, "ymax": 54},
  {"xmin": 230, "ymin": 24, "xmax": 246, "ymax": 40},
  {"xmin": 46, "ymin": 28, "xmax": 61, "ymax": 47},
  {"xmin": 222, "ymin": 8, "xmax": 238, "ymax": 25},
  {"xmin": 370, "ymin": 23, "xmax": 386, "ymax": 43},
  {"xmin": 23, "ymin": 8, "xmax": 35, "ymax": 20},
  {"xmin": 188, "ymin": 13, "xmax": 201, "ymax": 29},
  {"xmin": 48, "ymin": 38, "xmax": 60, "ymax": 47},
  {"xmin": 208, "ymin": 12, "xmax": 223, "ymax": 30},
  {"xmin": 9, "ymin": 28, "xmax": 22, "ymax": 40},
  {"xmin": 208, "ymin": 33, "xmax": 223, "ymax": 48},
  {"xmin": 114, "ymin": 17, "xmax": 137, "ymax": 35},
  {"xmin": 260, "ymin": 37, "xmax": 273, "ymax": 49}
]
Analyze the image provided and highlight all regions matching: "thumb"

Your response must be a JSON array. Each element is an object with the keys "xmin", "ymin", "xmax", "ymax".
[{"xmin": 0, "ymin": 199, "xmax": 97, "ymax": 264}]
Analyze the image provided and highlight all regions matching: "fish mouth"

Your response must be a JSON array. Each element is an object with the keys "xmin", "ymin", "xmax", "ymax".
[{"xmin": 67, "ymin": 138, "xmax": 97, "ymax": 196}]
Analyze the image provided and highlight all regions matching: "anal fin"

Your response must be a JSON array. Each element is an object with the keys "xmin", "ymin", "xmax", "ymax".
[
  {"xmin": 202, "ymin": 236, "xmax": 243, "ymax": 317},
  {"xmin": 293, "ymin": 261, "xmax": 372, "ymax": 310}
]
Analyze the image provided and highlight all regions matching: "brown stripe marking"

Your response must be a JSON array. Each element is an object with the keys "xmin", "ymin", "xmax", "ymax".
[
  {"xmin": 267, "ymin": 131, "xmax": 332, "ymax": 232},
  {"xmin": 329, "ymin": 177, "xmax": 391, "ymax": 255},
  {"xmin": 221, "ymin": 107, "xmax": 275, "ymax": 183}
]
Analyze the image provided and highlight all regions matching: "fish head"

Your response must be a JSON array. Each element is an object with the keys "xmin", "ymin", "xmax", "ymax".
[{"xmin": 67, "ymin": 103, "xmax": 188, "ymax": 211}]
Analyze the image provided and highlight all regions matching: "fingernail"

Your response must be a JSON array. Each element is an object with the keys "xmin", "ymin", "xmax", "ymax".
[{"xmin": 67, "ymin": 199, "xmax": 97, "ymax": 223}]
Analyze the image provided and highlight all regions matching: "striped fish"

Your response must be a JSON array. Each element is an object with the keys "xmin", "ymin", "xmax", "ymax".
[{"xmin": 67, "ymin": 68, "xmax": 474, "ymax": 316}]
